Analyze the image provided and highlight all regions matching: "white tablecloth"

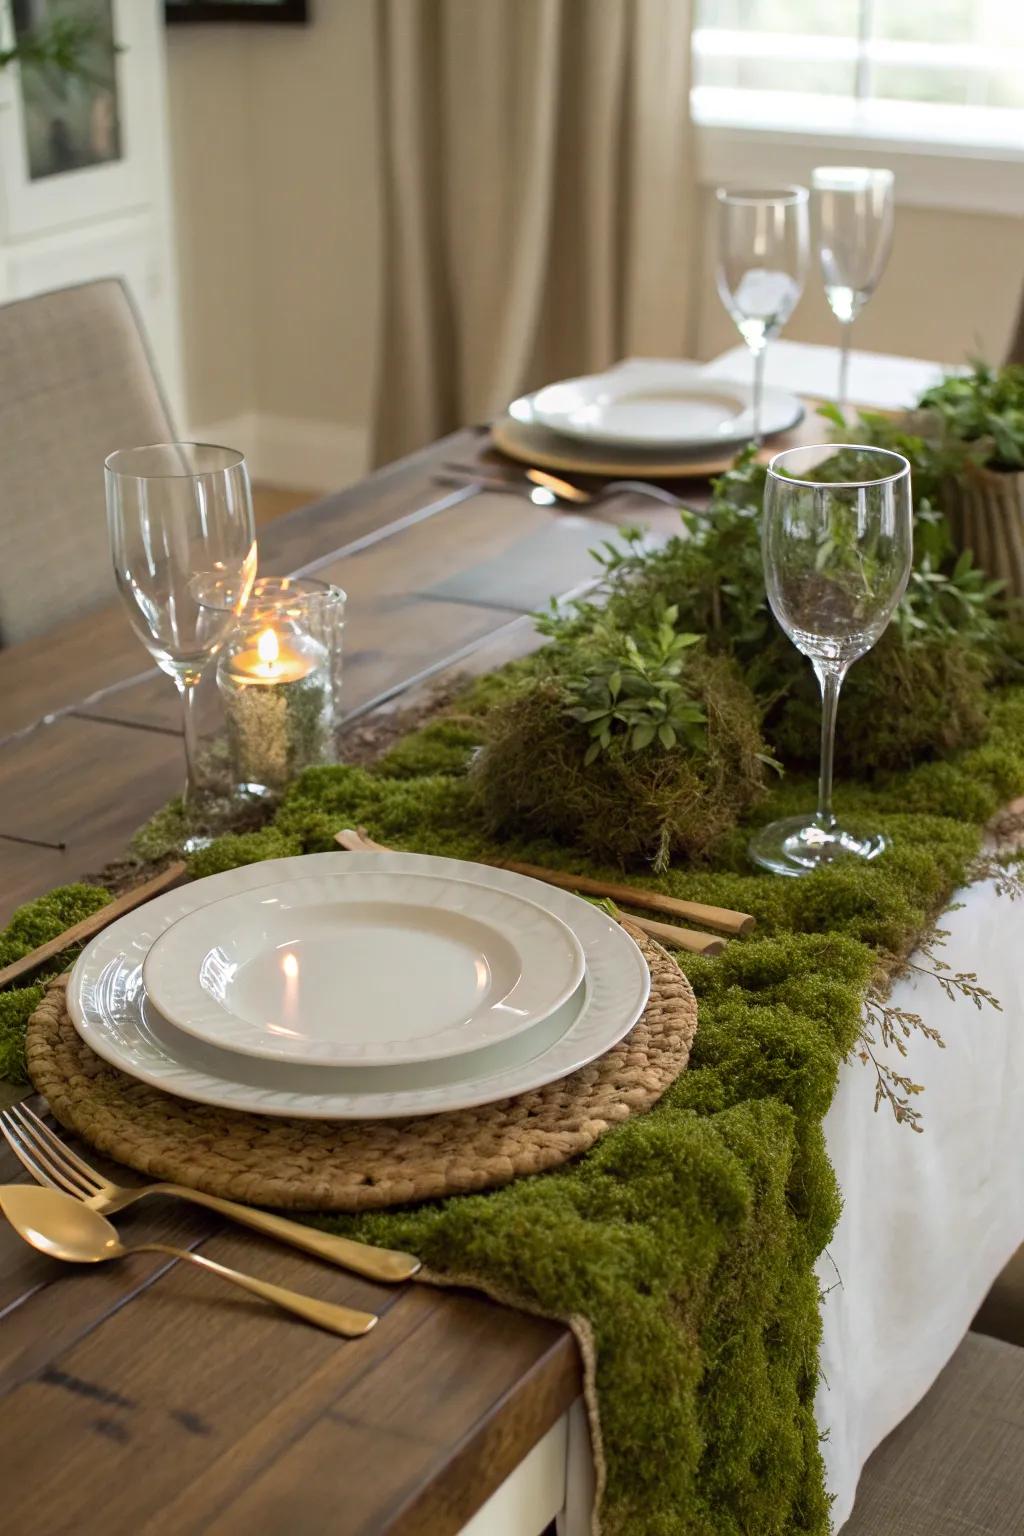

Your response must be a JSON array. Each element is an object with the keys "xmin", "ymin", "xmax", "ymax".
[{"xmin": 818, "ymin": 874, "xmax": 1024, "ymax": 1529}]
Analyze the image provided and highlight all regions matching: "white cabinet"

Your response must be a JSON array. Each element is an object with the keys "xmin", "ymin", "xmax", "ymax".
[{"xmin": 0, "ymin": 0, "xmax": 182, "ymax": 419}]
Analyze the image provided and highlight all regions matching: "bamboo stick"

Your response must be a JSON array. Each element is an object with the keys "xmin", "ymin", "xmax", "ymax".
[
  {"xmin": 335, "ymin": 829, "xmax": 736, "ymax": 953},
  {"xmin": 0, "ymin": 861, "xmax": 188, "ymax": 990}
]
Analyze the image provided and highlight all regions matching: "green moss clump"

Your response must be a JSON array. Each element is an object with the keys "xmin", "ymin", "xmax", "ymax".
[
  {"xmin": 186, "ymin": 826, "xmax": 305, "ymax": 879},
  {"xmin": 473, "ymin": 653, "xmax": 768, "ymax": 870},
  {"xmin": 0, "ymin": 983, "xmax": 45, "ymax": 1083},
  {"xmin": 0, "ymin": 884, "xmax": 110, "ymax": 968},
  {"xmin": 767, "ymin": 629, "xmax": 991, "ymax": 772},
  {"xmin": 374, "ymin": 718, "xmax": 484, "ymax": 780}
]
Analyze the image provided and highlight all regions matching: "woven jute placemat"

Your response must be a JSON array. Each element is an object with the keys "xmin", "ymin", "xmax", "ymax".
[{"xmin": 26, "ymin": 927, "xmax": 696, "ymax": 1212}]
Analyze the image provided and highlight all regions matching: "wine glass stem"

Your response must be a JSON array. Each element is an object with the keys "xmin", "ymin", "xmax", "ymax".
[
  {"xmin": 838, "ymin": 320, "xmax": 853, "ymax": 411},
  {"xmin": 752, "ymin": 341, "xmax": 767, "ymax": 442},
  {"xmin": 175, "ymin": 677, "xmax": 204, "ymax": 815},
  {"xmin": 814, "ymin": 662, "xmax": 845, "ymax": 831}
]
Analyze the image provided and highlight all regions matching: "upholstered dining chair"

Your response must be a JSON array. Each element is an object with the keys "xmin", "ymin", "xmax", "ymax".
[{"xmin": 0, "ymin": 278, "xmax": 176, "ymax": 646}]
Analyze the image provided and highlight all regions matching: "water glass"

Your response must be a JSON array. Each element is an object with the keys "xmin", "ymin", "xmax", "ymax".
[
  {"xmin": 748, "ymin": 443, "xmax": 912, "ymax": 877},
  {"xmin": 715, "ymin": 185, "xmax": 809, "ymax": 440},
  {"xmin": 812, "ymin": 167, "xmax": 895, "ymax": 408}
]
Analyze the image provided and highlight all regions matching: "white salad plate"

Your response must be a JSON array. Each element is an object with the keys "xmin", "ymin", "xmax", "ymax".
[
  {"xmin": 524, "ymin": 363, "xmax": 803, "ymax": 449},
  {"xmin": 142, "ymin": 869, "xmax": 585, "ymax": 1068},
  {"xmin": 67, "ymin": 851, "xmax": 651, "ymax": 1119}
]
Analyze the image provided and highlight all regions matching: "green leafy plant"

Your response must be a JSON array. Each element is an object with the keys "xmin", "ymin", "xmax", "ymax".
[
  {"xmin": 562, "ymin": 603, "xmax": 706, "ymax": 763},
  {"xmin": 918, "ymin": 361, "xmax": 1024, "ymax": 472}
]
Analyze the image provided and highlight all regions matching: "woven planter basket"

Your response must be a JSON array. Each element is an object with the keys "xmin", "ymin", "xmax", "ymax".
[{"xmin": 943, "ymin": 462, "xmax": 1024, "ymax": 598}]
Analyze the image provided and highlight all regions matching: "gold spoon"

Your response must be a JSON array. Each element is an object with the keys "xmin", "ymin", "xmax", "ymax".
[{"xmin": 0, "ymin": 1184, "xmax": 377, "ymax": 1337}]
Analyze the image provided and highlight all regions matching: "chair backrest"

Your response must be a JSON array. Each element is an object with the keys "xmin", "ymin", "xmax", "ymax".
[{"xmin": 0, "ymin": 278, "xmax": 176, "ymax": 646}]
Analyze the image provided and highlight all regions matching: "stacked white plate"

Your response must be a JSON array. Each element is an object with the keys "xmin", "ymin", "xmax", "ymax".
[
  {"xmin": 492, "ymin": 359, "xmax": 805, "ymax": 477},
  {"xmin": 67, "ymin": 850, "xmax": 651, "ymax": 1119}
]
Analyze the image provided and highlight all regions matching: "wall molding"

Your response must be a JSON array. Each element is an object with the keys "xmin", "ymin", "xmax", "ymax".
[{"xmin": 190, "ymin": 411, "xmax": 369, "ymax": 491}]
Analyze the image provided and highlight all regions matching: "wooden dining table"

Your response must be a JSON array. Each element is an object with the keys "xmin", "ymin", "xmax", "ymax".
[{"xmin": 0, "ymin": 421, "xmax": 719, "ymax": 1536}]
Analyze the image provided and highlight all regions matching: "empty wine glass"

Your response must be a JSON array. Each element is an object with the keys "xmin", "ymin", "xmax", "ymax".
[
  {"xmin": 812, "ymin": 167, "xmax": 895, "ymax": 409},
  {"xmin": 749, "ymin": 443, "xmax": 912, "ymax": 878},
  {"xmin": 105, "ymin": 444, "xmax": 257, "ymax": 847},
  {"xmin": 716, "ymin": 185, "xmax": 809, "ymax": 441}
]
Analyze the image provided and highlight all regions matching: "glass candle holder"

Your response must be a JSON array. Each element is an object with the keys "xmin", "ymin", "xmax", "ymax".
[{"xmin": 215, "ymin": 577, "xmax": 346, "ymax": 796}]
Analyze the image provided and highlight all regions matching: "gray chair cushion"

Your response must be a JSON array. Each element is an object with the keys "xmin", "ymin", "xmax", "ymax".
[
  {"xmin": 843, "ymin": 1331, "xmax": 1024, "ymax": 1533},
  {"xmin": 0, "ymin": 278, "xmax": 175, "ymax": 645}
]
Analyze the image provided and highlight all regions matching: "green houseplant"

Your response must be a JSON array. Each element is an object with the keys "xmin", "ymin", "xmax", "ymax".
[{"xmin": 916, "ymin": 364, "xmax": 1024, "ymax": 597}]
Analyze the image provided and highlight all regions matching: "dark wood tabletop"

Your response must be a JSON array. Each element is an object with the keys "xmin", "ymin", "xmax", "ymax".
[{"xmin": 0, "ymin": 426, "xmax": 703, "ymax": 1536}]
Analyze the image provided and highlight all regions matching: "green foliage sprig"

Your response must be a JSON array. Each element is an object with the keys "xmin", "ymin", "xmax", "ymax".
[
  {"xmin": 918, "ymin": 361, "xmax": 1024, "ymax": 472},
  {"xmin": 562, "ymin": 603, "xmax": 706, "ymax": 763}
]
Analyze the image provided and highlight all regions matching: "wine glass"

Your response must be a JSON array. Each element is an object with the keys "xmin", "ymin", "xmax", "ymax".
[
  {"xmin": 748, "ymin": 443, "xmax": 912, "ymax": 878},
  {"xmin": 812, "ymin": 167, "xmax": 895, "ymax": 410},
  {"xmin": 105, "ymin": 443, "xmax": 257, "ymax": 847},
  {"xmin": 715, "ymin": 185, "xmax": 809, "ymax": 441}
]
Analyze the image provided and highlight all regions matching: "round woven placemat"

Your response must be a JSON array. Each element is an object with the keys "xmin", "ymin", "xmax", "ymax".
[{"xmin": 26, "ymin": 927, "xmax": 696, "ymax": 1212}]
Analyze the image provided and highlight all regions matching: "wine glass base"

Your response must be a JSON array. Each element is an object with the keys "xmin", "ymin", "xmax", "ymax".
[{"xmin": 748, "ymin": 814, "xmax": 888, "ymax": 878}]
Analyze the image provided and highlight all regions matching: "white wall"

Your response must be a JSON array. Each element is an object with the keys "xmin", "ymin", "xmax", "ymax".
[
  {"xmin": 166, "ymin": 5, "xmax": 380, "ymax": 488},
  {"xmin": 166, "ymin": 16, "xmax": 1024, "ymax": 490}
]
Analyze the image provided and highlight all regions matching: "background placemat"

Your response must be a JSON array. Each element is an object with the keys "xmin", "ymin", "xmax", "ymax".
[{"xmin": 26, "ymin": 927, "xmax": 697, "ymax": 1212}]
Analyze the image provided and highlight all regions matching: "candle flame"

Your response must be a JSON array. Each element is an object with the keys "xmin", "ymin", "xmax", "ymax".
[{"xmin": 257, "ymin": 628, "xmax": 279, "ymax": 667}]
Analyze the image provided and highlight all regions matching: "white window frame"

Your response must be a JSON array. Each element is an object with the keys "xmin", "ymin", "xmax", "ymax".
[{"xmin": 692, "ymin": 16, "xmax": 1024, "ymax": 218}]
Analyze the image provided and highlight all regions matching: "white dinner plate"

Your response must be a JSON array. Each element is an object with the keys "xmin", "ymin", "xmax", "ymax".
[
  {"xmin": 67, "ymin": 852, "xmax": 650, "ymax": 1119},
  {"xmin": 143, "ymin": 870, "xmax": 585, "ymax": 1067},
  {"xmin": 523, "ymin": 364, "xmax": 803, "ymax": 449}
]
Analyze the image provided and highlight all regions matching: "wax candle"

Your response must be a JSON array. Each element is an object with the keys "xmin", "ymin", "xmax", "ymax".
[{"xmin": 217, "ymin": 625, "xmax": 332, "ymax": 793}]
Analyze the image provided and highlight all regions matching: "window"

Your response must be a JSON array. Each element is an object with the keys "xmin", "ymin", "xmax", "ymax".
[{"xmin": 692, "ymin": 0, "xmax": 1024, "ymax": 152}]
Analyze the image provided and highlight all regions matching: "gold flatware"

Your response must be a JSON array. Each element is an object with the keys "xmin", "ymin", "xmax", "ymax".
[
  {"xmin": 0, "ymin": 1184, "xmax": 377, "ymax": 1337},
  {"xmin": 0, "ymin": 861, "xmax": 188, "ymax": 990},
  {"xmin": 1, "ymin": 1103, "xmax": 420, "ymax": 1285},
  {"xmin": 334, "ymin": 828, "xmax": 732, "ymax": 955},
  {"xmin": 436, "ymin": 466, "xmax": 596, "ymax": 507}
]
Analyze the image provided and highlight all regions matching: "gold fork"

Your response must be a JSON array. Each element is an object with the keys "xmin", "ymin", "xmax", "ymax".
[{"xmin": 0, "ymin": 1103, "xmax": 420, "ymax": 1284}]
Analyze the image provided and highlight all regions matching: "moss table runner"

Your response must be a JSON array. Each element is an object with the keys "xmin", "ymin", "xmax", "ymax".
[{"xmin": 3, "ymin": 689, "xmax": 1024, "ymax": 1533}]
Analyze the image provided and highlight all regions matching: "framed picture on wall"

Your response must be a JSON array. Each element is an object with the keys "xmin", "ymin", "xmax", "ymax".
[{"xmin": 165, "ymin": 1, "xmax": 309, "ymax": 22}]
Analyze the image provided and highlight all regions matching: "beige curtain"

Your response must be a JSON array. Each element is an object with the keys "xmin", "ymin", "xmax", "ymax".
[{"xmin": 372, "ymin": 0, "xmax": 697, "ymax": 462}]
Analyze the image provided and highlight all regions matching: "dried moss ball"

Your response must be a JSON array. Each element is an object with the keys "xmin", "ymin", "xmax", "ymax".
[
  {"xmin": 471, "ymin": 653, "xmax": 767, "ymax": 870},
  {"xmin": 767, "ymin": 629, "xmax": 990, "ymax": 774}
]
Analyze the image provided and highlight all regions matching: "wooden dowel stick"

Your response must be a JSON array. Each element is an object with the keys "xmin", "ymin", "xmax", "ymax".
[
  {"xmin": 495, "ymin": 862, "xmax": 754, "ymax": 936},
  {"xmin": 335, "ymin": 829, "xmax": 736, "ymax": 953},
  {"xmin": 0, "ymin": 860, "xmax": 188, "ymax": 990},
  {"xmin": 619, "ymin": 914, "xmax": 725, "ymax": 956}
]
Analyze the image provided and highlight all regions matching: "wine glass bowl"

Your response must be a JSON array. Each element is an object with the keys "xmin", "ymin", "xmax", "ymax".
[
  {"xmin": 715, "ymin": 185, "xmax": 809, "ymax": 440},
  {"xmin": 812, "ymin": 167, "xmax": 895, "ymax": 406},
  {"xmin": 105, "ymin": 443, "xmax": 257, "ymax": 842},
  {"xmin": 749, "ymin": 443, "xmax": 912, "ymax": 877}
]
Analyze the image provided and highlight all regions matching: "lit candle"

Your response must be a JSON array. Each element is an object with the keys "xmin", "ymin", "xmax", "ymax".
[
  {"xmin": 217, "ymin": 624, "xmax": 332, "ymax": 795},
  {"xmin": 224, "ymin": 626, "xmax": 320, "ymax": 685}
]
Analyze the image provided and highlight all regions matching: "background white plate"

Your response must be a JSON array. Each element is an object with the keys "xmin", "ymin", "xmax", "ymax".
[
  {"xmin": 67, "ymin": 852, "xmax": 650, "ymax": 1119},
  {"xmin": 143, "ymin": 870, "xmax": 585, "ymax": 1067},
  {"xmin": 524, "ymin": 363, "xmax": 803, "ymax": 448}
]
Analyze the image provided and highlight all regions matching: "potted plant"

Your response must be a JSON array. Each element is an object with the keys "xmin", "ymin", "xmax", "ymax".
[{"xmin": 917, "ymin": 364, "xmax": 1024, "ymax": 597}]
